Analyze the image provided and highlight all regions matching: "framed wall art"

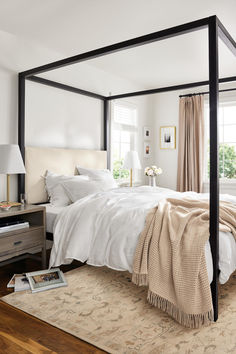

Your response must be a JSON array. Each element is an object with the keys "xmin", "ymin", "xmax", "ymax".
[
  {"xmin": 144, "ymin": 142, "xmax": 151, "ymax": 157},
  {"xmin": 143, "ymin": 126, "xmax": 151, "ymax": 140},
  {"xmin": 160, "ymin": 126, "xmax": 176, "ymax": 149}
]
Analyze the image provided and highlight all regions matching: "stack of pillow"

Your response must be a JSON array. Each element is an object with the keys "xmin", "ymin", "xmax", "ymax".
[{"xmin": 45, "ymin": 167, "xmax": 117, "ymax": 207}]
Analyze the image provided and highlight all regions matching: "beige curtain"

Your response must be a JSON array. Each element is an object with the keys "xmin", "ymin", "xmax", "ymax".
[{"xmin": 177, "ymin": 95, "xmax": 204, "ymax": 193}]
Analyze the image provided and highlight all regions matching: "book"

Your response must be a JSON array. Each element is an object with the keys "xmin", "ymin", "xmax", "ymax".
[
  {"xmin": 26, "ymin": 268, "xmax": 67, "ymax": 293},
  {"xmin": 14, "ymin": 275, "xmax": 30, "ymax": 292},
  {"xmin": 0, "ymin": 221, "xmax": 29, "ymax": 234},
  {"xmin": 7, "ymin": 274, "xmax": 22, "ymax": 288},
  {"xmin": 7, "ymin": 274, "xmax": 30, "ymax": 291},
  {"xmin": 0, "ymin": 220, "xmax": 25, "ymax": 228},
  {"xmin": 7, "ymin": 269, "xmax": 67, "ymax": 293}
]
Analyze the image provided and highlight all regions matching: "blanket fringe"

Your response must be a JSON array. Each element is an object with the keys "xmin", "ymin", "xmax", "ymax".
[
  {"xmin": 147, "ymin": 290, "xmax": 214, "ymax": 328},
  {"xmin": 132, "ymin": 273, "xmax": 148, "ymax": 286}
]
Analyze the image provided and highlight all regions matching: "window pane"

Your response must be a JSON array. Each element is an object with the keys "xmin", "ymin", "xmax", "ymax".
[
  {"xmin": 112, "ymin": 143, "xmax": 120, "ymax": 160},
  {"xmin": 121, "ymin": 131, "xmax": 131, "ymax": 143},
  {"xmin": 112, "ymin": 158, "xmax": 130, "ymax": 180},
  {"xmin": 219, "ymin": 143, "xmax": 236, "ymax": 179},
  {"xmin": 223, "ymin": 106, "xmax": 236, "ymax": 125},
  {"xmin": 121, "ymin": 143, "xmax": 130, "ymax": 159},
  {"xmin": 219, "ymin": 107, "xmax": 224, "ymax": 125},
  {"xmin": 114, "ymin": 104, "xmax": 137, "ymax": 126},
  {"xmin": 219, "ymin": 126, "xmax": 224, "ymax": 143},
  {"xmin": 112, "ymin": 102, "xmax": 138, "ymax": 180},
  {"xmin": 113, "ymin": 130, "xmax": 120, "ymax": 142},
  {"xmin": 205, "ymin": 102, "xmax": 236, "ymax": 180},
  {"xmin": 223, "ymin": 125, "xmax": 236, "ymax": 143}
]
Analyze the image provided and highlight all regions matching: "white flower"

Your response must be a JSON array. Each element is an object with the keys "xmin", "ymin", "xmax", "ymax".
[
  {"xmin": 144, "ymin": 166, "xmax": 163, "ymax": 176},
  {"xmin": 147, "ymin": 170, "xmax": 154, "ymax": 176}
]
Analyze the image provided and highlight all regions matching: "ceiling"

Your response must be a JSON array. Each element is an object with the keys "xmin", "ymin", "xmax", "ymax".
[{"xmin": 0, "ymin": 0, "xmax": 235, "ymax": 91}]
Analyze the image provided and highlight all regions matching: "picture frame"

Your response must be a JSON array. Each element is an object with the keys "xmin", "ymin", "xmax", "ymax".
[
  {"xmin": 26, "ymin": 268, "xmax": 67, "ymax": 293},
  {"xmin": 143, "ymin": 126, "xmax": 151, "ymax": 140},
  {"xmin": 144, "ymin": 142, "xmax": 151, "ymax": 157},
  {"xmin": 160, "ymin": 126, "xmax": 176, "ymax": 149}
]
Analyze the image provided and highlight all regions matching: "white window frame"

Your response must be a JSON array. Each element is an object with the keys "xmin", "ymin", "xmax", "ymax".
[
  {"xmin": 110, "ymin": 101, "xmax": 138, "ymax": 184},
  {"xmin": 204, "ymin": 98, "xmax": 236, "ymax": 185}
]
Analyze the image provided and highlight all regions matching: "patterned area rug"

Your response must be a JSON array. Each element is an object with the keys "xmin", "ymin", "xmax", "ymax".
[{"xmin": 1, "ymin": 265, "xmax": 236, "ymax": 354}]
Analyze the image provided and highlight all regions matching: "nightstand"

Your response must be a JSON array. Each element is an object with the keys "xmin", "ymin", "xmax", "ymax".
[{"xmin": 0, "ymin": 205, "xmax": 46, "ymax": 269}]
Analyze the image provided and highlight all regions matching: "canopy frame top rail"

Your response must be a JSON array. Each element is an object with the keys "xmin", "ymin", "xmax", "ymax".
[{"xmin": 20, "ymin": 17, "xmax": 210, "ymax": 78}]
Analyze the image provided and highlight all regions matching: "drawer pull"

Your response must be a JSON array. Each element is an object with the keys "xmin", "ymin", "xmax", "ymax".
[{"xmin": 14, "ymin": 241, "xmax": 22, "ymax": 246}]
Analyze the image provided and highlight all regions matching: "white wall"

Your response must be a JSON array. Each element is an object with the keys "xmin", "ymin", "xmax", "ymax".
[
  {"xmin": 26, "ymin": 81, "xmax": 103, "ymax": 150},
  {"xmin": 136, "ymin": 96, "xmax": 156, "ymax": 184},
  {"xmin": 0, "ymin": 29, "xmax": 64, "ymax": 202},
  {"xmin": 153, "ymin": 92, "xmax": 179, "ymax": 190},
  {"xmin": 0, "ymin": 66, "xmax": 18, "ymax": 201}
]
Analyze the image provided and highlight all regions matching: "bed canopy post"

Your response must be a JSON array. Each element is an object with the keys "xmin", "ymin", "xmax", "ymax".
[
  {"xmin": 18, "ymin": 73, "xmax": 26, "ymax": 200},
  {"xmin": 104, "ymin": 99, "xmax": 110, "ymax": 169},
  {"xmin": 208, "ymin": 16, "xmax": 219, "ymax": 321}
]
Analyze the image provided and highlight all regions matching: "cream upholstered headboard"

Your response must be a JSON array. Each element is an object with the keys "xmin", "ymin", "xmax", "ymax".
[{"xmin": 25, "ymin": 146, "xmax": 107, "ymax": 204}]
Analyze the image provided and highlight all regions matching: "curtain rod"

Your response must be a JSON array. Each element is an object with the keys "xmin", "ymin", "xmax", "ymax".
[{"xmin": 179, "ymin": 87, "xmax": 236, "ymax": 98}]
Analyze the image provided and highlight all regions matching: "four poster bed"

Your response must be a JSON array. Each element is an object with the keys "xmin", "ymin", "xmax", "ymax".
[{"xmin": 18, "ymin": 16, "xmax": 236, "ymax": 325}]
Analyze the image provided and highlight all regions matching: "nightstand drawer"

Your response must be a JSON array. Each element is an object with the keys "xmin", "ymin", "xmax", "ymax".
[{"xmin": 0, "ymin": 228, "xmax": 43, "ymax": 258}]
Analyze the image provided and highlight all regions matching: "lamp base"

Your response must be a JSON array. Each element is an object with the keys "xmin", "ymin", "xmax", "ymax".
[
  {"xmin": 0, "ymin": 201, "xmax": 22, "ymax": 207},
  {"xmin": 3, "ymin": 174, "xmax": 21, "ymax": 207},
  {"xmin": 130, "ymin": 168, "xmax": 133, "ymax": 187}
]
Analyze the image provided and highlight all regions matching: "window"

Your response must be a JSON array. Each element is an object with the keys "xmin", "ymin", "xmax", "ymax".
[
  {"xmin": 205, "ymin": 101, "xmax": 236, "ymax": 180},
  {"xmin": 111, "ymin": 102, "xmax": 138, "ymax": 181}
]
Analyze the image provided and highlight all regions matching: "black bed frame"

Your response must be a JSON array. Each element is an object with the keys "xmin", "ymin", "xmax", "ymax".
[{"xmin": 18, "ymin": 16, "xmax": 236, "ymax": 321}]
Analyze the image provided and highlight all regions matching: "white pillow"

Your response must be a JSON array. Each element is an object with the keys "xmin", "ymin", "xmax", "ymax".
[
  {"xmin": 76, "ymin": 166, "xmax": 117, "ymax": 189},
  {"xmin": 45, "ymin": 171, "xmax": 89, "ymax": 206},
  {"xmin": 47, "ymin": 183, "xmax": 71, "ymax": 207},
  {"xmin": 62, "ymin": 179, "xmax": 102, "ymax": 203}
]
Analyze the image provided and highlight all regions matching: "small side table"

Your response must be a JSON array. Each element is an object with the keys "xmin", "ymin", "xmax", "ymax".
[{"xmin": 0, "ymin": 205, "xmax": 46, "ymax": 269}]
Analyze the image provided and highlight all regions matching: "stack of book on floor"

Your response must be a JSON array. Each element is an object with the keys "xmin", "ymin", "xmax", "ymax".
[
  {"xmin": 7, "ymin": 274, "xmax": 31, "ymax": 292},
  {"xmin": 7, "ymin": 268, "xmax": 67, "ymax": 293},
  {"xmin": 0, "ymin": 220, "xmax": 29, "ymax": 234}
]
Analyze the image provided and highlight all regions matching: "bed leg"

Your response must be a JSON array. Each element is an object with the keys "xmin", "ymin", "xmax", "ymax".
[{"xmin": 211, "ymin": 278, "xmax": 218, "ymax": 321}]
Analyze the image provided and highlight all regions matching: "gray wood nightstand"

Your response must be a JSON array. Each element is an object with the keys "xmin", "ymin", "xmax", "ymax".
[{"xmin": 0, "ymin": 205, "xmax": 46, "ymax": 269}]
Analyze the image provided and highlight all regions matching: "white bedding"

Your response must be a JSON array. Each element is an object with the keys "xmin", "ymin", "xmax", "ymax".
[
  {"xmin": 41, "ymin": 204, "xmax": 65, "ymax": 233},
  {"xmin": 49, "ymin": 186, "xmax": 236, "ymax": 284}
]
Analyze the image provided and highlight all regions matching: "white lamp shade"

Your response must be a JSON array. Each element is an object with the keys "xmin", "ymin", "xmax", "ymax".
[
  {"xmin": 0, "ymin": 144, "xmax": 26, "ymax": 174},
  {"xmin": 123, "ymin": 151, "xmax": 141, "ymax": 170}
]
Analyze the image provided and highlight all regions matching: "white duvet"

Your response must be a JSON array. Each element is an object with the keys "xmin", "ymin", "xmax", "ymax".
[{"xmin": 49, "ymin": 186, "xmax": 236, "ymax": 284}]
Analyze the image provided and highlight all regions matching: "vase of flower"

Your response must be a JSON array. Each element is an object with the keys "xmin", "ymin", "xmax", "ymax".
[{"xmin": 144, "ymin": 166, "xmax": 162, "ymax": 187}]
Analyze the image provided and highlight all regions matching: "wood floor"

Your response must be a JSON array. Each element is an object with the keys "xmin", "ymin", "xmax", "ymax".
[{"xmin": 0, "ymin": 254, "xmax": 106, "ymax": 353}]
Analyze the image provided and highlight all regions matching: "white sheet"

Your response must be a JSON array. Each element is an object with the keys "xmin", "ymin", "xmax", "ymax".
[
  {"xmin": 49, "ymin": 186, "xmax": 236, "ymax": 284},
  {"xmin": 40, "ymin": 204, "xmax": 65, "ymax": 233}
]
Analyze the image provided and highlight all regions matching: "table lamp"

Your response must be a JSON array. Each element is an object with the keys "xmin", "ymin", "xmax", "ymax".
[
  {"xmin": 0, "ymin": 144, "xmax": 26, "ymax": 206},
  {"xmin": 123, "ymin": 151, "xmax": 141, "ymax": 187}
]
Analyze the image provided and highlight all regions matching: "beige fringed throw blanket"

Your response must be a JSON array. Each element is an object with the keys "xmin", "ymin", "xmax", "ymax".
[{"xmin": 132, "ymin": 198, "xmax": 236, "ymax": 328}]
